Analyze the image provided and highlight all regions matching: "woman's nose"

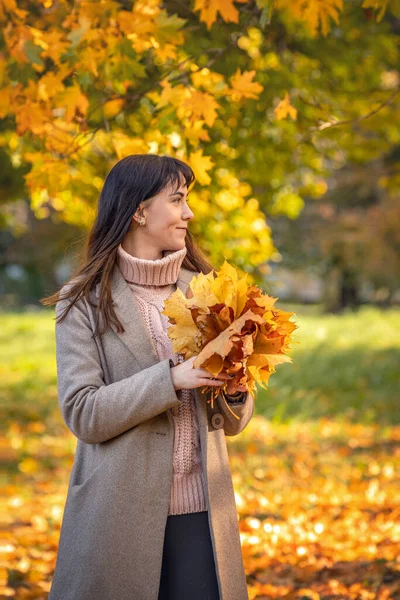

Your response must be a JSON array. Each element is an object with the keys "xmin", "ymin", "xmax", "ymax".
[{"xmin": 184, "ymin": 206, "xmax": 194, "ymax": 220}]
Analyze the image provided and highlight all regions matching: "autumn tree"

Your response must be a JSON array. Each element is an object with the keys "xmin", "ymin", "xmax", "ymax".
[{"xmin": 1, "ymin": 0, "xmax": 399, "ymax": 281}]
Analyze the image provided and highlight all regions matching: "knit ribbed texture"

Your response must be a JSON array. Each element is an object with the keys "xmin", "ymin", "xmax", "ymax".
[
  {"xmin": 117, "ymin": 243, "xmax": 208, "ymax": 515},
  {"xmin": 118, "ymin": 244, "xmax": 187, "ymax": 286}
]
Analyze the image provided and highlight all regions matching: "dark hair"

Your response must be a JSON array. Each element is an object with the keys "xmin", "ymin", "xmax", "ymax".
[{"xmin": 41, "ymin": 154, "xmax": 215, "ymax": 337}]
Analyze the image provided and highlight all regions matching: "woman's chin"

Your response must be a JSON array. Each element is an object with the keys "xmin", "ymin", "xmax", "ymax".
[{"xmin": 163, "ymin": 243, "xmax": 186, "ymax": 254}]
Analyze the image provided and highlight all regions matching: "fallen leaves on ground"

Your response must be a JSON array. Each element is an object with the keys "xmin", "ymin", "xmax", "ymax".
[{"xmin": 4, "ymin": 417, "xmax": 399, "ymax": 599}]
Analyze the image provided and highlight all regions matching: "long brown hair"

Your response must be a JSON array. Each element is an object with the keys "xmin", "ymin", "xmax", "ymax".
[{"xmin": 41, "ymin": 154, "xmax": 215, "ymax": 338}]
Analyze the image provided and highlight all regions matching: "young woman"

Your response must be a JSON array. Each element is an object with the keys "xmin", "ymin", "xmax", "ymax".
[{"xmin": 42, "ymin": 154, "xmax": 255, "ymax": 600}]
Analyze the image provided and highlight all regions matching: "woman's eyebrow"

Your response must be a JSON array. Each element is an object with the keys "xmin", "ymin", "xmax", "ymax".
[{"xmin": 169, "ymin": 190, "xmax": 186, "ymax": 197}]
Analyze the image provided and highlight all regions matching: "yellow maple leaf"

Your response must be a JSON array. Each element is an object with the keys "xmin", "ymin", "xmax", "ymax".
[
  {"xmin": 14, "ymin": 101, "xmax": 49, "ymax": 135},
  {"xmin": 161, "ymin": 288, "xmax": 202, "ymax": 356},
  {"xmin": 362, "ymin": 0, "xmax": 389, "ymax": 22},
  {"xmin": 179, "ymin": 90, "xmax": 220, "ymax": 128},
  {"xmin": 44, "ymin": 122, "xmax": 76, "ymax": 155},
  {"xmin": 227, "ymin": 69, "xmax": 263, "ymax": 101},
  {"xmin": 153, "ymin": 42, "xmax": 179, "ymax": 62},
  {"xmin": 304, "ymin": 0, "xmax": 343, "ymax": 37},
  {"xmin": 103, "ymin": 99, "xmax": 124, "ymax": 119},
  {"xmin": 274, "ymin": 92, "xmax": 297, "ymax": 120},
  {"xmin": 162, "ymin": 259, "xmax": 299, "ymax": 408},
  {"xmin": 118, "ymin": 8, "xmax": 157, "ymax": 53},
  {"xmin": 39, "ymin": 29, "xmax": 70, "ymax": 65},
  {"xmin": 276, "ymin": 0, "xmax": 343, "ymax": 37},
  {"xmin": 0, "ymin": 87, "xmax": 11, "ymax": 118},
  {"xmin": 55, "ymin": 83, "xmax": 89, "ymax": 123},
  {"xmin": 184, "ymin": 120, "xmax": 211, "ymax": 144},
  {"xmin": 37, "ymin": 73, "xmax": 64, "ymax": 102},
  {"xmin": 111, "ymin": 134, "xmax": 149, "ymax": 160},
  {"xmin": 0, "ymin": 0, "xmax": 28, "ymax": 21},
  {"xmin": 189, "ymin": 150, "xmax": 214, "ymax": 185},
  {"xmin": 194, "ymin": 0, "xmax": 247, "ymax": 29},
  {"xmin": 190, "ymin": 68, "xmax": 227, "ymax": 95},
  {"xmin": 156, "ymin": 80, "xmax": 188, "ymax": 109}
]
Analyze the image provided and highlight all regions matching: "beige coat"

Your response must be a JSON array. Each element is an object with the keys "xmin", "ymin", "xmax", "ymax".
[{"xmin": 48, "ymin": 263, "xmax": 255, "ymax": 600}]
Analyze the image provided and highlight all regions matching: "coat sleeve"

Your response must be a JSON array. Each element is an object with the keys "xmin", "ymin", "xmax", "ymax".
[
  {"xmin": 55, "ymin": 296, "xmax": 183, "ymax": 445},
  {"xmin": 225, "ymin": 391, "xmax": 247, "ymax": 404},
  {"xmin": 215, "ymin": 389, "xmax": 255, "ymax": 437}
]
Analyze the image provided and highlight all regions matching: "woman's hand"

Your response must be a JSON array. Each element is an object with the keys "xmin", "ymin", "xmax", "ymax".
[
  {"xmin": 234, "ymin": 384, "xmax": 248, "ymax": 393},
  {"xmin": 170, "ymin": 356, "xmax": 235, "ymax": 392},
  {"xmin": 180, "ymin": 285, "xmax": 248, "ymax": 393}
]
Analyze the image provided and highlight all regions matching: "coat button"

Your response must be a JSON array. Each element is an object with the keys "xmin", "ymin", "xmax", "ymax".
[{"xmin": 211, "ymin": 413, "xmax": 224, "ymax": 430}]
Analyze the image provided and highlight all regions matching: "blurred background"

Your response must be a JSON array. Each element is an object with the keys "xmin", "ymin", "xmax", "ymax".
[{"xmin": 1, "ymin": 0, "xmax": 399, "ymax": 598}]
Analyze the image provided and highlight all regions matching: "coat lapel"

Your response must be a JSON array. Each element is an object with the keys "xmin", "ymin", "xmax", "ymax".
[{"xmin": 95, "ymin": 262, "xmax": 195, "ymax": 371}]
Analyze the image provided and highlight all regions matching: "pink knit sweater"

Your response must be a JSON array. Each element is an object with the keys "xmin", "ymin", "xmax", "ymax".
[{"xmin": 117, "ymin": 243, "xmax": 208, "ymax": 515}]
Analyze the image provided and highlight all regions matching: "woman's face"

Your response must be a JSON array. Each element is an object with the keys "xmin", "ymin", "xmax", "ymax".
[{"xmin": 135, "ymin": 175, "xmax": 194, "ymax": 253}]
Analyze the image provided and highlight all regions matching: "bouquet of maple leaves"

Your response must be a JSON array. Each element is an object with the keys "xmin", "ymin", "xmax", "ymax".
[{"xmin": 162, "ymin": 260, "xmax": 299, "ymax": 419}]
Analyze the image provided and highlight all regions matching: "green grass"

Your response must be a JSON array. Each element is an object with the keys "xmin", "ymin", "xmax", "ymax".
[
  {"xmin": 1, "ymin": 304, "xmax": 399, "ymax": 428},
  {"xmin": 257, "ymin": 303, "xmax": 399, "ymax": 426},
  {"xmin": 1, "ymin": 310, "xmax": 59, "ymax": 425}
]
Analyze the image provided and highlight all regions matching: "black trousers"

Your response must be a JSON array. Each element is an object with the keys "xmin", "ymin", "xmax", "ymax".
[{"xmin": 157, "ymin": 510, "xmax": 220, "ymax": 600}]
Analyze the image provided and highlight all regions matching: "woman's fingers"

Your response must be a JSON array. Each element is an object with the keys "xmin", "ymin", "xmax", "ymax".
[{"xmin": 236, "ymin": 385, "xmax": 248, "ymax": 392}]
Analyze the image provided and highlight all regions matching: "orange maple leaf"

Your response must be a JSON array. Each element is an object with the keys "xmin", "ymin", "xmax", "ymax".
[{"xmin": 162, "ymin": 259, "xmax": 299, "ymax": 410}]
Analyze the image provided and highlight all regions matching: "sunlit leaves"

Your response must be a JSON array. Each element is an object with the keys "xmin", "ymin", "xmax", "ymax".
[
  {"xmin": 274, "ymin": 92, "xmax": 298, "ymax": 121},
  {"xmin": 275, "ymin": 0, "xmax": 344, "ymax": 37},
  {"xmin": 361, "ymin": 0, "xmax": 399, "ymax": 22},
  {"xmin": 227, "ymin": 69, "xmax": 264, "ymax": 101},
  {"xmin": 194, "ymin": 0, "xmax": 248, "ymax": 29},
  {"xmin": 1, "ymin": 0, "xmax": 399, "ymax": 273},
  {"xmin": 179, "ymin": 89, "xmax": 221, "ymax": 128},
  {"xmin": 55, "ymin": 83, "xmax": 89, "ymax": 123},
  {"xmin": 3, "ymin": 307, "xmax": 399, "ymax": 598},
  {"xmin": 189, "ymin": 149, "xmax": 214, "ymax": 185},
  {"xmin": 162, "ymin": 259, "xmax": 298, "ymax": 403},
  {"xmin": 232, "ymin": 416, "xmax": 400, "ymax": 599}
]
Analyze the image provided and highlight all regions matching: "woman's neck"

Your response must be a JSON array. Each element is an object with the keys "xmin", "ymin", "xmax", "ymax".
[{"xmin": 117, "ymin": 244, "xmax": 187, "ymax": 286}]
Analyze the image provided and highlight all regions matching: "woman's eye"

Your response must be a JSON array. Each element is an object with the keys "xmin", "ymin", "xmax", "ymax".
[{"xmin": 174, "ymin": 197, "xmax": 190, "ymax": 203}]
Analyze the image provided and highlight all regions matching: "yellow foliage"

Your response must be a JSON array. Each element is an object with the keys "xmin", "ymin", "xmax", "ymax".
[
  {"xmin": 276, "ymin": 0, "xmax": 343, "ymax": 37},
  {"xmin": 361, "ymin": 0, "xmax": 391, "ymax": 22},
  {"xmin": 0, "ymin": 87, "xmax": 11, "ymax": 118},
  {"xmin": 38, "ymin": 29, "xmax": 71, "ymax": 65},
  {"xmin": 162, "ymin": 260, "xmax": 299, "ymax": 408},
  {"xmin": 14, "ymin": 100, "xmax": 50, "ymax": 135},
  {"xmin": 194, "ymin": 0, "xmax": 248, "ymax": 29},
  {"xmin": 109, "ymin": 133, "xmax": 149, "ymax": 160},
  {"xmin": 43, "ymin": 121, "xmax": 77, "ymax": 155},
  {"xmin": 103, "ymin": 99, "xmax": 125, "ymax": 119},
  {"xmin": 55, "ymin": 83, "xmax": 89, "ymax": 123},
  {"xmin": 178, "ymin": 89, "xmax": 221, "ymax": 128},
  {"xmin": 215, "ymin": 189, "xmax": 245, "ymax": 211},
  {"xmin": 227, "ymin": 69, "xmax": 264, "ymax": 101},
  {"xmin": 274, "ymin": 92, "xmax": 298, "ymax": 120},
  {"xmin": 190, "ymin": 68, "xmax": 227, "ymax": 95},
  {"xmin": 0, "ymin": 0, "xmax": 28, "ymax": 22},
  {"xmin": 37, "ymin": 73, "xmax": 64, "ymax": 101},
  {"xmin": 0, "ymin": 0, "xmax": 352, "ymax": 264},
  {"xmin": 270, "ymin": 186, "xmax": 305, "ymax": 218},
  {"xmin": 189, "ymin": 150, "xmax": 214, "ymax": 185},
  {"xmin": 156, "ymin": 81, "xmax": 188, "ymax": 109},
  {"xmin": 184, "ymin": 120, "xmax": 211, "ymax": 144}
]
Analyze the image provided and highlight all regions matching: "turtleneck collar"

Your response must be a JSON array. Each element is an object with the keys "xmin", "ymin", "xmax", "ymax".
[{"xmin": 117, "ymin": 244, "xmax": 187, "ymax": 286}]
